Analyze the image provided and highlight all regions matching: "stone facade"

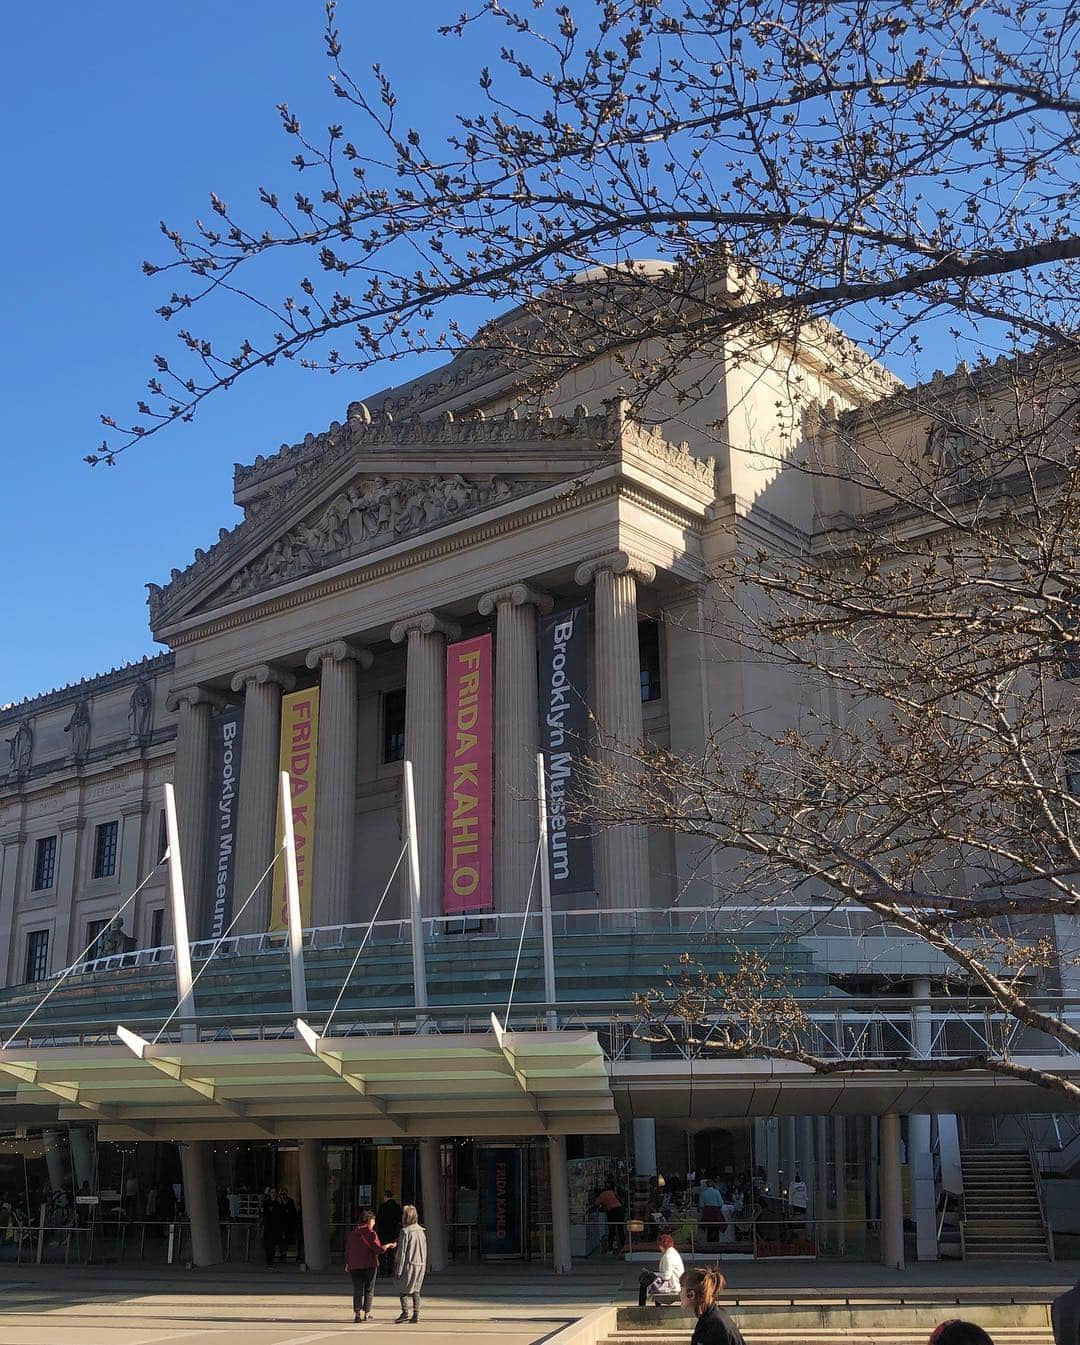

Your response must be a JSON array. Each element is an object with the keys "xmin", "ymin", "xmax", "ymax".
[{"xmin": 0, "ymin": 320, "xmax": 991, "ymax": 992}]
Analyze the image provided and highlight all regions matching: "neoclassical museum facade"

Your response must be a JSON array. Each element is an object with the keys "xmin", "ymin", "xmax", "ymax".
[{"xmin": 0, "ymin": 320, "xmax": 1073, "ymax": 1268}]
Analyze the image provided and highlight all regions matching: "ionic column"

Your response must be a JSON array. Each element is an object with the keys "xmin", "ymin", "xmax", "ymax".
[
  {"xmin": 390, "ymin": 614, "xmax": 461, "ymax": 918},
  {"xmin": 230, "ymin": 664, "xmax": 296, "ymax": 933},
  {"xmin": 166, "ymin": 687, "xmax": 223, "ymax": 938},
  {"xmin": 0, "ymin": 832, "xmax": 26, "ymax": 987},
  {"xmin": 548, "ymin": 1135, "xmax": 573, "ymax": 1274},
  {"xmin": 478, "ymin": 585, "xmax": 552, "ymax": 910},
  {"xmin": 574, "ymin": 551, "xmax": 655, "ymax": 911},
  {"xmin": 305, "ymin": 642, "xmax": 372, "ymax": 927},
  {"xmin": 418, "ymin": 1138, "xmax": 448, "ymax": 1272},
  {"xmin": 298, "ymin": 1138, "xmax": 330, "ymax": 1271}
]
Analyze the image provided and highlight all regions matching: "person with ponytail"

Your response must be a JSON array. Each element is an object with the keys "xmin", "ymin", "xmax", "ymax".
[{"xmin": 680, "ymin": 1267, "xmax": 747, "ymax": 1345}]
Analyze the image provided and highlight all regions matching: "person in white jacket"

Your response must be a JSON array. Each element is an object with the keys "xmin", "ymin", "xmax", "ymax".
[{"xmin": 637, "ymin": 1233, "xmax": 685, "ymax": 1307}]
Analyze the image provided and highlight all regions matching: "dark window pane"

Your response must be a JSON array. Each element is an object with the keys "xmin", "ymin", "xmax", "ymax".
[
  {"xmin": 638, "ymin": 620, "xmax": 662, "ymax": 703},
  {"xmin": 383, "ymin": 688, "xmax": 407, "ymax": 763},
  {"xmin": 157, "ymin": 808, "xmax": 168, "ymax": 862},
  {"xmin": 1061, "ymin": 594, "xmax": 1080, "ymax": 679},
  {"xmin": 32, "ymin": 836, "xmax": 57, "ymax": 891},
  {"xmin": 85, "ymin": 918, "xmax": 109, "ymax": 959},
  {"xmin": 150, "ymin": 907, "xmax": 165, "ymax": 948},
  {"xmin": 93, "ymin": 821, "xmax": 118, "ymax": 879},
  {"xmin": 24, "ymin": 929, "xmax": 49, "ymax": 983}
]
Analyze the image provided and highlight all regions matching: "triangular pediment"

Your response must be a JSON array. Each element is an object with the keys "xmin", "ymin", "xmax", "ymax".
[{"xmin": 148, "ymin": 406, "xmax": 623, "ymax": 631}]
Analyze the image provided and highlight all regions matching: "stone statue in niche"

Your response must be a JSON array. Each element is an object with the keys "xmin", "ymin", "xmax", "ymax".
[
  {"xmin": 98, "ymin": 916, "xmax": 135, "ymax": 956},
  {"xmin": 129, "ymin": 679, "xmax": 153, "ymax": 741},
  {"xmin": 64, "ymin": 698, "xmax": 92, "ymax": 761},
  {"xmin": 223, "ymin": 472, "xmax": 535, "ymax": 601},
  {"xmin": 6, "ymin": 720, "xmax": 33, "ymax": 776}
]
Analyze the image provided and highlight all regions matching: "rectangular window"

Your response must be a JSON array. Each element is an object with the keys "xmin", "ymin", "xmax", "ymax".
[
  {"xmin": 639, "ymin": 620, "xmax": 662, "ymax": 703},
  {"xmin": 150, "ymin": 906, "xmax": 165, "ymax": 949},
  {"xmin": 32, "ymin": 836, "xmax": 57, "ymax": 892},
  {"xmin": 24, "ymin": 929, "xmax": 49, "ymax": 984},
  {"xmin": 382, "ymin": 688, "xmax": 406, "ymax": 763},
  {"xmin": 85, "ymin": 918, "xmax": 109, "ymax": 958},
  {"xmin": 92, "ymin": 820, "xmax": 119, "ymax": 879},
  {"xmin": 157, "ymin": 808, "xmax": 168, "ymax": 862}
]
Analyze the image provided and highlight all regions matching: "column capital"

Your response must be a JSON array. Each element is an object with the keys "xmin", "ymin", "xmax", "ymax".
[
  {"xmin": 574, "ymin": 550, "xmax": 656, "ymax": 588},
  {"xmin": 166, "ymin": 685, "xmax": 227, "ymax": 714},
  {"xmin": 477, "ymin": 584, "xmax": 554, "ymax": 617},
  {"xmin": 304, "ymin": 640, "xmax": 374, "ymax": 672},
  {"xmin": 230, "ymin": 663, "xmax": 297, "ymax": 694},
  {"xmin": 389, "ymin": 612, "xmax": 462, "ymax": 645}
]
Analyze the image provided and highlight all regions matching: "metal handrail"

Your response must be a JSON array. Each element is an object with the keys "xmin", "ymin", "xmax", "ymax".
[{"xmin": 55, "ymin": 901, "xmax": 997, "ymax": 980}]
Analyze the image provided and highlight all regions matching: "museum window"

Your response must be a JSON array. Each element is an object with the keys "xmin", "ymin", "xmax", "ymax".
[
  {"xmin": 31, "ymin": 835, "xmax": 57, "ymax": 891},
  {"xmin": 639, "ymin": 620, "xmax": 662, "ymax": 703},
  {"xmin": 92, "ymin": 820, "xmax": 119, "ymax": 879},
  {"xmin": 24, "ymin": 929, "xmax": 49, "ymax": 984},
  {"xmin": 157, "ymin": 807, "xmax": 168, "ymax": 862},
  {"xmin": 85, "ymin": 917, "xmax": 109, "ymax": 958},
  {"xmin": 150, "ymin": 906, "xmax": 165, "ymax": 950},
  {"xmin": 383, "ymin": 688, "xmax": 406, "ymax": 763}
]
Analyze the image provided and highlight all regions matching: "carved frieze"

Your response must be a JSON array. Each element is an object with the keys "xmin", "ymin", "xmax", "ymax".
[{"xmin": 215, "ymin": 472, "xmax": 546, "ymax": 605}]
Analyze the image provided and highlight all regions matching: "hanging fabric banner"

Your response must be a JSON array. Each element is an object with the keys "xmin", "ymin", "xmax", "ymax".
[
  {"xmin": 443, "ymin": 633, "xmax": 494, "ymax": 914},
  {"xmin": 478, "ymin": 1145, "xmax": 526, "ymax": 1257},
  {"xmin": 538, "ymin": 605, "xmax": 594, "ymax": 895},
  {"xmin": 205, "ymin": 704, "xmax": 244, "ymax": 940},
  {"xmin": 269, "ymin": 687, "xmax": 319, "ymax": 931}
]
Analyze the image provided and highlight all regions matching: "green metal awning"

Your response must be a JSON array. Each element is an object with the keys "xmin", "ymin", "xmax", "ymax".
[{"xmin": 0, "ymin": 1019, "xmax": 617, "ymax": 1141}]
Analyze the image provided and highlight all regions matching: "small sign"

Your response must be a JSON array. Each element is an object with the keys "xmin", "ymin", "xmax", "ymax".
[
  {"xmin": 356, "ymin": 1184, "xmax": 372, "ymax": 1206},
  {"xmin": 75, "ymin": 1195, "xmax": 99, "ymax": 1206}
]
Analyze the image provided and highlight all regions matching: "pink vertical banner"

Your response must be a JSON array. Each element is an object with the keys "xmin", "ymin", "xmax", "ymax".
[{"xmin": 444, "ymin": 633, "xmax": 494, "ymax": 914}]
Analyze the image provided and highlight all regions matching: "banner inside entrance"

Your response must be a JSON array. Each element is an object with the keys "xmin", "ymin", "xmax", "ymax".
[{"xmin": 444, "ymin": 634, "xmax": 493, "ymax": 914}]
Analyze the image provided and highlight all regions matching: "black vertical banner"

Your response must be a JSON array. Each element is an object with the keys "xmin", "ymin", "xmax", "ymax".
[
  {"xmin": 538, "ymin": 605, "xmax": 594, "ymax": 895},
  {"xmin": 205, "ymin": 705, "xmax": 244, "ymax": 940}
]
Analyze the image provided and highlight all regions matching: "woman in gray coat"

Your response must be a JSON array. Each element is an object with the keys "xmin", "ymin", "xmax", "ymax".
[{"xmin": 393, "ymin": 1204, "xmax": 428, "ymax": 1324}]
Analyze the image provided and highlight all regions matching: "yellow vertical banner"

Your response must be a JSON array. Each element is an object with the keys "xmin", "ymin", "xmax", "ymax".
[
  {"xmin": 270, "ymin": 687, "xmax": 319, "ymax": 931},
  {"xmin": 377, "ymin": 1147, "xmax": 403, "ymax": 1203}
]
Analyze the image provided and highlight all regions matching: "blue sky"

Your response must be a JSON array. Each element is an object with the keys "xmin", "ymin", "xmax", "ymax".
[{"xmin": 1, "ymin": 3, "xmax": 479, "ymax": 706}]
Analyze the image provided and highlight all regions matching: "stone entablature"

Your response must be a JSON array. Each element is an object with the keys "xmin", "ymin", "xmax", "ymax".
[
  {"xmin": 150, "ymin": 404, "xmax": 716, "ymax": 633},
  {"xmin": 0, "ymin": 654, "xmax": 175, "ymax": 794}
]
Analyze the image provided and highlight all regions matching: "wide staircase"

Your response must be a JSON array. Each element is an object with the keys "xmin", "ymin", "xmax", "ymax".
[
  {"xmin": 602, "ymin": 1299, "xmax": 1056, "ymax": 1344},
  {"xmin": 960, "ymin": 1148, "xmax": 1053, "ymax": 1261}
]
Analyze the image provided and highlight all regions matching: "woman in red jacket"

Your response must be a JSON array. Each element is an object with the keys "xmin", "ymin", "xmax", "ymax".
[{"xmin": 345, "ymin": 1208, "xmax": 396, "ymax": 1323}]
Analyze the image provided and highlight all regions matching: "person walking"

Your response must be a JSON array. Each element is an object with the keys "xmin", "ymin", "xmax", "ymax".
[
  {"xmin": 345, "ymin": 1208, "xmax": 396, "ymax": 1324},
  {"xmin": 261, "ymin": 1187, "xmax": 281, "ymax": 1269},
  {"xmin": 595, "ymin": 1180, "xmax": 625, "ymax": 1254},
  {"xmin": 393, "ymin": 1204, "xmax": 428, "ymax": 1325},
  {"xmin": 637, "ymin": 1233, "xmax": 684, "ymax": 1307},
  {"xmin": 1053, "ymin": 1279, "xmax": 1080, "ymax": 1345},
  {"xmin": 680, "ymin": 1267, "xmax": 746, "ymax": 1345},
  {"xmin": 376, "ymin": 1188, "xmax": 403, "ymax": 1273}
]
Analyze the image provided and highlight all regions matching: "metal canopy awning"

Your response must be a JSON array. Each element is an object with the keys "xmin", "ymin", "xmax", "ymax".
[{"xmin": 0, "ymin": 1020, "xmax": 618, "ymax": 1141}]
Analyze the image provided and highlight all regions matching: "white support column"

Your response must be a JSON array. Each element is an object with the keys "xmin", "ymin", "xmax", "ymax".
[
  {"xmin": 910, "ymin": 977, "xmax": 938, "ymax": 1260},
  {"xmin": 548, "ymin": 1135, "xmax": 573, "ymax": 1274},
  {"xmin": 390, "ymin": 614, "xmax": 460, "ymax": 918},
  {"xmin": 418, "ymin": 1138, "xmax": 447, "ymax": 1272},
  {"xmin": 536, "ymin": 753, "xmax": 557, "ymax": 1030},
  {"xmin": 69, "ymin": 1125, "xmax": 95, "ymax": 1191},
  {"xmin": 633, "ymin": 1120, "xmax": 658, "ymax": 1179},
  {"xmin": 306, "ymin": 642, "xmax": 372, "ymax": 927},
  {"xmin": 298, "ymin": 1138, "xmax": 330, "ymax": 1272},
  {"xmin": 162, "ymin": 779, "xmax": 222, "ymax": 1268},
  {"xmin": 478, "ymin": 585, "xmax": 552, "ymax": 911},
  {"xmin": 879, "ymin": 1113, "xmax": 904, "ymax": 1270},
  {"xmin": 403, "ymin": 761, "xmax": 429, "ymax": 1014},
  {"xmin": 815, "ymin": 1116, "xmax": 829, "ymax": 1253},
  {"xmin": 231, "ymin": 665, "xmax": 295, "ymax": 933},
  {"xmin": 574, "ymin": 552, "xmax": 655, "ymax": 910},
  {"xmin": 166, "ymin": 687, "xmax": 222, "ymax": 939},
  {"xmin": 42, "ymin": 1129, "xmax": 66, "ymax": 1192}
]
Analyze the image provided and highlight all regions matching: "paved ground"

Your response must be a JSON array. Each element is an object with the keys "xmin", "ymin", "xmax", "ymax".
[
  {"xmin": 0, "ymin": 1260, "xmax": 1075, "ymax": 1345},
  {"xmin": 0, "ymin": 1265, "xmax": 623, "ymax": 1345}
]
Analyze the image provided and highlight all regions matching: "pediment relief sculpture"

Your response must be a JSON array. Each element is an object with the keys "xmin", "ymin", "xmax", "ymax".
[{"xmin": 215, "ymin": 472, "xmax": 545, "ymax": 605}]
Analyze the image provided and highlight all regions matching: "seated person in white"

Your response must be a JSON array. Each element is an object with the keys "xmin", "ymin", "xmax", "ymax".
[{"xmin": 637, "ymin": 1233, "xmax": 685, "ymax": 1307}]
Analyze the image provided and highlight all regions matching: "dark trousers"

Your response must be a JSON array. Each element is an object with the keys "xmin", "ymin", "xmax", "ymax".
[
  {"xmin": 350, "ymin": 1266, "xmax": 377, "ymax": 1315},
  {"xmin": 638, "ymin": 1270, "xmax": 656, "ymax": 1307},
  {"xmin": 606, "ymin": 1206, "xmax": 625, "ymax": 1251},
  {"xmin": 398, "ymin": 1291, "xmax": 420, "ymax": 1320}
]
